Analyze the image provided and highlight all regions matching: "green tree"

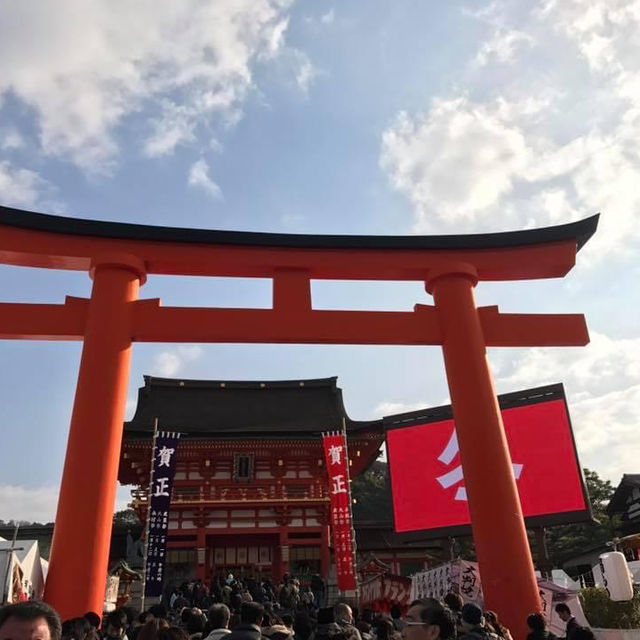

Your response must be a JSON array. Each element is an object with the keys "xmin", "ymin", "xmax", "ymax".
[
  {"xmin": 351, "ymin": 461, "xmax": 393, "ymax": 521},
  {"xmin": 580, "ymin": 587, "xmax": 640, "ymax": 629},
  {"xmin": 544, "ymin": 468, "xmax": 619, "ymax": 566},
  {"xmin": 113, "ymin": 509, "xmax": 141, "ymax": 527}
]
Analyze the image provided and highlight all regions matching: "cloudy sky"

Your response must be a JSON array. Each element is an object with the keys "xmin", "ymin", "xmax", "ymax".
[{"xmin": 1, "ymin": 0, "xmax": 639, "ymax": 522}]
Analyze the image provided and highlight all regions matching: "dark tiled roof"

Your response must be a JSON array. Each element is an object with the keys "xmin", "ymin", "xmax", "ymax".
[
  {"xmin": 607, "ymin": 474, "xmax": 640, "ymax": 515},
  {"xmin": 125, "ymin": 376, "xmax": 382, "ymax": 439}
]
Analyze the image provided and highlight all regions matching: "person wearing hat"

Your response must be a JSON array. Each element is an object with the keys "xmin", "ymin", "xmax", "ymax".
[
  {"xmin": 458, "ymin": 604, "xmax": 499, "ymax": 640},
  {"xmin": 401, "ymin": 598, "xmax": 456, "ymax": 640}
]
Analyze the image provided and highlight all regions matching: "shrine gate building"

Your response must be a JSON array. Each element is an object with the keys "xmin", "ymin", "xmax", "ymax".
[{"xmin": 118, "ymin": 375, "xmax": 385, "ymax": 585}]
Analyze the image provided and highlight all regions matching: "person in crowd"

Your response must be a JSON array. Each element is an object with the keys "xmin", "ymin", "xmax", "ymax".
[
  {"xmin": 187, "ymin": 613, "xmax": 206, "ymax": 640},
  {"xmin": 442, "ymin": 594, "xmax": 463, "ymax": 633},
  {"xmin": 526, "ymin": 613, "xmax": 558, "ymax": 640},
  {"xmin": 571, "ymin": 629, "xmax": 595, "ymax": 640},
  {"xmin": 354, "ymin": 622, "xmax": 373, "ymax": 640},
  {"xmin": 261, "ymin": 613, "xmax": 293, "ymax": 640},
  {"xmin": 158, "ymin": 629, "xmax": 190, "ymax": 640},
  {"xmin": 104, "ymin": 611, "xmax": 129, "ymax": 640},
  {"xmin": 554, "ymin": 604, "xmax": 581, "ymax": 640},
  {"xmin": 310, "ymin": 576, "xmax": 325, "ymax": 609},
  {"xmin": 458, "ymin": 603, "xmax": 498, "ymax": 640},
  {"xmin": 333, "ymin": 605, "xmax": 361, "ymax": 640},
  {"xmin": 82, "ymin": 614, "xmax": 100, "ymax": 632},
  {"xmin": 310, "ymin": 608, "xmax": 341, "ymax": 640},
  {"xmin": 484, "ymin": 612, "xmax": 512, "ymax": 640},
  {"xmin": 228, "ymin": 603, "xmax": 265, "ymax": 640},
  {"xmin": 401, "ymin": 598, "xmax": 456, "ymax": 640},
  {"xmin": 149, "ymin": 607, "xmax": 169, "ymax": 623},
  {"xmin": 389, "ymin": 606, "xmax": 404, "ymax": 633},
  {"xmin": 0, "ymin": 602, "xmax": 62, "ymax": 640},
  {"xmin": 279, "ymin": 615, "xmax": 293, "ymax": 634},
  {"xmin": 205, "ymin": 605, "xmax": 231, "ymax": 640},
  {"xmin": 293, "ymin": 612, "xmax": 314, "ymax": 640},
  {"xmin": 137, "ymin": 619, "xmax": 169, "ymax": 640},
  {"xmin": 180, "ymin": 611, "xmax": 193, "ymax": 631},
  {"xmin": 374, "ymin": 619, "xmax": 394, "ymax": 640}
]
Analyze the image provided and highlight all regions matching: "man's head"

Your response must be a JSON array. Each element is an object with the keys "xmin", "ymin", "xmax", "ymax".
[
  {"xmin": 442, "ymin": 594, "xmax": 463, "ymax": 614},
  {"xmin": 460, "ymin": 604, "xmax": 483, "ymax": 631},
  {"xmin": 334, "ymin": 604, "xmax": 353, "ymax": 625},
  {"xmin": 148, "ymin": 606, "xmax": 167, "ymax": 621},
  {"xmin": 0, "ymin": 602, "xmax": 62, "ymax": 640},
  {"xmin": 554, "ymin": 603, "xmax": 572, "ymax": 622},
  {"xmin": 82, "ymin": 614, "xmax": 100, "ymax": 631},
  {"xmin": 526, "ymin": 613, "xmax": 546, "ymax": 633},
  {"xmin": 104, "ymin": 611, "xmax": 126, "ymax": 640},
  {"xmin": 402, "ymin": 599, "xmax": 456, "ymax": 640},
  {"xmin": 240, "ymin": 603, "xmax": 264, "ymax": 626},
  {"xmin": 207, "ymin": 605, "xmax": 230, "ymax": 631}
]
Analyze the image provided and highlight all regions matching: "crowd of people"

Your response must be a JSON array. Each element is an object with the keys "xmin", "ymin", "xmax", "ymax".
[
  {"xmin": 165, "ymin": 574, "xmax": 325, "ymax": 613},
  {"xmin": 0, "ymin": 590, "xmax": 595, "ymax": 640}
]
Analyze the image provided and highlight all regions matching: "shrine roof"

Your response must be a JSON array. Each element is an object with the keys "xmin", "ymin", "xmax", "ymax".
[
  {"xmin": 124, "ymin": 375, "xmax": 382, "ymax": 439},
  {"xmin": 0, "ymin": 205, "xmax": 598, "ymax": 251},
  {"xmin": 606, "ymin": 474, "xmax": 640, "ymax": 516}
]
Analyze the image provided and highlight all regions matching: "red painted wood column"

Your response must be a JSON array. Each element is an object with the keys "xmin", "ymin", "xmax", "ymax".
[
  {"xmin": 44, "ymin": 255, "xmax": 145, "ymax": 619},
  {"xmin": 428, "ymin": 264, "xmax": 540, "ymax": 640}
]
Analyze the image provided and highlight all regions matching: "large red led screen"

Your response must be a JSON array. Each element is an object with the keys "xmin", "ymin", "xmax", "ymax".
[{"xmin": 385, "ymin": 384, "xmax": 589, "ymax": 537}]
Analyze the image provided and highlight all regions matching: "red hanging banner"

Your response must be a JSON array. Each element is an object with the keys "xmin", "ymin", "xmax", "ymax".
[{"xmin": 322, "ymin": 431, "xmax": 357, "ymax": 591}]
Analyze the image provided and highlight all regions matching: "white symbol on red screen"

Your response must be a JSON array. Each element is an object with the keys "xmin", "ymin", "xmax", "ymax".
[{"xmin": 436, "ymin": 429, "xmax": 523, "ymax": 501}]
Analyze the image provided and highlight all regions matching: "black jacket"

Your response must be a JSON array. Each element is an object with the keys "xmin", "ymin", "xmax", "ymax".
[
  {"xmin": 460, "ymin": 626, "xmax": 500, "ymax": 640},
  {"xmin": 566, "ymin": 618, "xmax": 581, "ymax": 640}
]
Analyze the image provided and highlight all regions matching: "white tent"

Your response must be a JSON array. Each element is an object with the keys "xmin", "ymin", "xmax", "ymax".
[
  {"xmin": 537, "ymin": 579, "xmax": 590, "ymax": 637},
  {"xmin": 0, "ymin": 539, "xmax": 46, "ymax": 604}
]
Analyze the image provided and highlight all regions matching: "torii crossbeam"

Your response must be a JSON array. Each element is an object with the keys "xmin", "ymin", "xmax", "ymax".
[{"xmin": 0, "ymin": 205, "xmax": 597, "ymax": 637}]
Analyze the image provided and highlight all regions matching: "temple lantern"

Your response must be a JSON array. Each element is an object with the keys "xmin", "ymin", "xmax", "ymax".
[{"xmin": 599, "ymin": 552, "xmax": 634, "ymax": 601}]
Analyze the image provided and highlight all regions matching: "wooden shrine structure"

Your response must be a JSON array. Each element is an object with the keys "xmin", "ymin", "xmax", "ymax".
[{"xmin": 119, "ymin": 375, "xmax": 383, "ymax": 584}]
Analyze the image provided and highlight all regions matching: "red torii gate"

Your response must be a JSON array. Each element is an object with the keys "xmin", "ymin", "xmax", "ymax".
[{"xmin": 0, "ymin": 205, "xmax": 597, "ymax": 637}]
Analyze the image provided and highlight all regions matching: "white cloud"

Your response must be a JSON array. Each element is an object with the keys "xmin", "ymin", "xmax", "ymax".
[
  {"xmin": 0, "ymin": 485, "xmax": 59, "ymax": 523},
  {"xmin": 380, "ymin": 0, "xmax": 640, "ymax": 257},
  {"xmin": 380, "ymin": 97, "xmax": 530, "ymax": 228},
  {"xmin": 0, "ymin": 0, "xmax": 298, "ymax": 172},
  {"xmin": 492, "ymin": 332, "xmax": 640, "ymax": 483},
  {"xmin": 370, "ymin": 400, "xmax": 428, "ymax": 419},
  {"xmin": 153, "ymin": 346, "xmax": 204, "ymax": 377},
  {"xmin": 1, "ymin": 130, "xmax": 24, "ymax": 150},
  {"xmin": 474, "ymin": 28, "xmax": 534, "ymax": 66},
  {"xmin": 320, "ymin": 9, "xmax": 335, "ymax": 25},
  {"xmin": 294, "ymin": 53, "xmax": 317, "ymax": 94},
  {"xmin": 0, "ymin": 483, "xmax": 133, "ymax": 523},
  {"xmin": 0, "ymin": 161, "xmax": 50, "ymax": 207},
  {"xmin": 188, "ymin": 159, "xmax": 223, "ymax": 200}
]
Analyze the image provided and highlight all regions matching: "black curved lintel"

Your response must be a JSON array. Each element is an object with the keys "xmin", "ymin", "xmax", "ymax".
[{"xmin": 0, "ymin": 205, "xmax": 599, "ymax": 252}]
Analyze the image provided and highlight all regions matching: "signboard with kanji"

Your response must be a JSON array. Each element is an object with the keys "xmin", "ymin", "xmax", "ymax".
[
  {"xmin": 322, "ymin": 431, "xmax": 357, "ymax": 591},
  {"xmin": 144, "ymin": 430, "xmax": 181, "ymax": 597}
]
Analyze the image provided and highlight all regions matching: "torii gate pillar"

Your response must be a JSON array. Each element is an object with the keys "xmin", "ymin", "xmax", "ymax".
[
  {"xmin": 44, "ymin": 255, "xmax": 145, "ymax": 619},
  {"xmin": 429, "ymin": 264, "xmax": 540, "ymax": 633}
]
